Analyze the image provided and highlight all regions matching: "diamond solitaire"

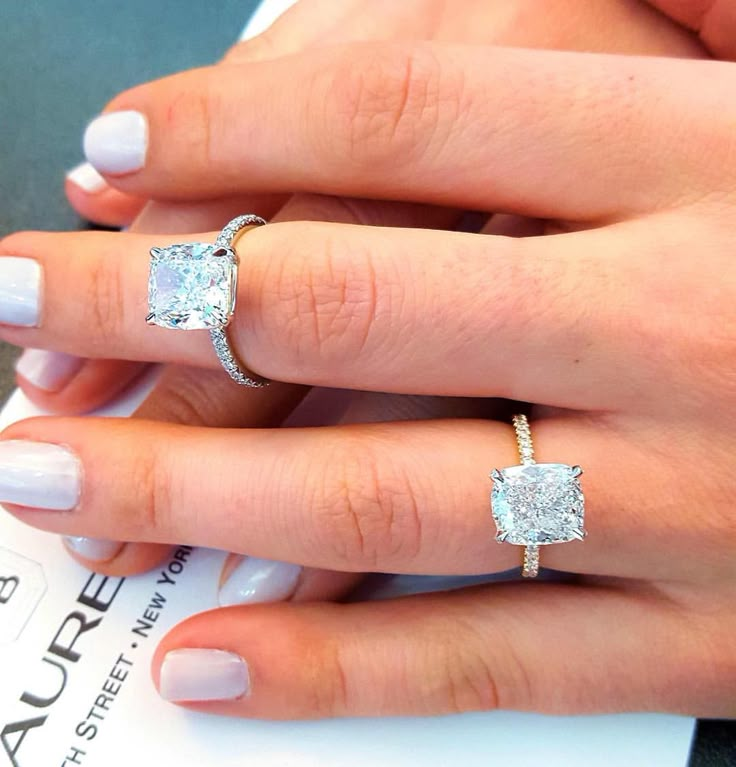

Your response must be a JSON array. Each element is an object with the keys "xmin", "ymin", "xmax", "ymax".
[
  {"xmin": 146, "ymin": 214, "xmax": 270, "ymax": 387},
  {"xmin": 147, "ymin": 243, "xmax": 237, "ymax": 330},
  {"xmin": 490, "ymin": 415, "xmax": 585, "ymax": 577}
]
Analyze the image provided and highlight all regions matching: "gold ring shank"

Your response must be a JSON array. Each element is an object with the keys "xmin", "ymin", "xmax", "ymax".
[{"xmin": 512, "ymin": 414, "xmax": 540, "ymax": 578}]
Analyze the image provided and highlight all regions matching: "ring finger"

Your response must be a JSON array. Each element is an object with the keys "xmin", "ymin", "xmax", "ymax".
[
  {"xmin": 0, "ymin": 409, "xmax": 713, "ymax": 582},
  {"xmin": 0, "ymin": 218, "xmax": 667, "ymax": 413}
]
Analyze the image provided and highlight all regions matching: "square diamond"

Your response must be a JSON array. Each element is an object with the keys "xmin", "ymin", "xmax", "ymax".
[
  {"xmin": 147, "ymin": 243, "xmax": 237, "ymax": 330},
  {"xmin": 491, "ymin": 463, "xmax": 584, "ymax": 546}
]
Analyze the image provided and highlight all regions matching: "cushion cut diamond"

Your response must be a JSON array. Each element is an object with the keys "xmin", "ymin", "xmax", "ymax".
[
  {"xmin": 147, "ymin": 243, "xmax": 237, "ymax": 330},
  {"xmin": 491, "ymin": 463, "xmax": 584, "ymax": 546}
]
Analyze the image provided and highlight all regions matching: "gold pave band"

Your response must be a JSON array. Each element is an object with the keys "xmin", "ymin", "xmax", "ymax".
[{"xmin": 512, "ymin": 415, "xmax": 540, "ymax": 578}]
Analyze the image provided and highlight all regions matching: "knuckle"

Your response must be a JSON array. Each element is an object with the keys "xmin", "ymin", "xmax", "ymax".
[
  {"xmin": 315, "ymin": 639, "xmax": 351, "ymax": 717},
  {"xmin": 141, "ymin": 369, "xmax": 233, "ymax": 427},
  {"xmin": 265, "ymin": 225, "xmax": 397, "ymax": 368},
  {"xmin": 325, "ymin": 44, "xmax": 451, "ymax": 170},
  {"xmin": 309, "ymin": 435, "xmax": 422, "ymax": 569},
  {"xmin": 134, "ymin": 439, "xmax": 173, "ymax": 538},
  {"xmin": 222, "ymin": 30, "xmax": 278, "ymax": 64},
  {"xmin": 434, "ymin": 621, "xmax": 504, "ymax": 714},
  {"xmin": 82, "ymin": 237, "xmax": 127, "ymax": 351}
]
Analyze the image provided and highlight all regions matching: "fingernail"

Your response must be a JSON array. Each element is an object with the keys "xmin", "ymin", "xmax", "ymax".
[
  {"xmin": 15, "ymin": 349, "xmax": 84, "ymax": 392},
  {"xmin": 0, "ymin": 257, "xmax": 41, "ymax": 327},
  {"xmin": 66, "ymin": 161, "xmax": 108, "ymax": 193},
  {"xmin": 160, "ymin": 649, "xmax": 250, "ymax": 702},
  {"xmin": 64, "ymin": 536, "xmax": 123, "ymax": 562},
  {"xmin": 218, "ymin": 556, "xmax": 302, "ymax": 606},
  {"xmin": 83, "ymin": 110, "xmax": 148, "ymax": 174},
  {"xmin": 0, "ymin": 441, "xmax": 81, "ymax": 510}
]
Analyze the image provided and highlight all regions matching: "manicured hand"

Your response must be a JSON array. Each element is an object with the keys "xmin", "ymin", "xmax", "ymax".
[
  {"xmin": 26, "ymin": 0, "xmax": 702, "ymax": 584},
  {"xmin": 2, "ymin": 37, "xmax": 736, "ymax": 717}
]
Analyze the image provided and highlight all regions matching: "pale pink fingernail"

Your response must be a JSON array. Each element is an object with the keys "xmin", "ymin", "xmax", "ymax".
[
  {"xmin": 0, "ymin": 440, "xmax": 81, "ymax": 510},
  {"xmin": 15, "ymin": 349, "xmax": 84, "ymax": 392},
  {"xmin": 84, "ymin": 111, "xmax": 148, "ymax": 174},
  {"xmin": 159, "ymin": 649, "xmax": 250, "ymax": 702},
  {"xmin": 64, "ymin": 536, "xmax": 123, "ymax": 562},
  {"xmin": 218, "ymin": 556, "xmax": 301, "ymax": 606},
  {"xmin": 0, "ymin": 257, "xmax": 41, "ymax": 327},
  {"xmin": 66, "ymin": 161, "xmax": 108, "ymax": 194}
]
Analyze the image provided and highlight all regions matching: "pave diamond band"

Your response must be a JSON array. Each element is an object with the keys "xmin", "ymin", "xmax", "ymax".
[
  {"xmin": 147, "ymin": 214, "xmax": 269, "ymax": 387},
  {"xmin": 211, "ymin": 214, "xmax": 269, "ymax": 387},
  {"xmin": 490, "ymin": 414, "xmax": 586, "ymax": 578}
]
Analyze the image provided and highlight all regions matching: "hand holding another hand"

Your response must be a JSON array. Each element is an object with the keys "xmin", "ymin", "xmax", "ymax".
[{"xmin": 2, "ymin": 0, "xmax": 735, "ymax": 719}]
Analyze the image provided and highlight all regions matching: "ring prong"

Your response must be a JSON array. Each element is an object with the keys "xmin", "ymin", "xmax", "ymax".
[
  {"xmin": 145, "ymin": 312, "xmax": 156, "ymax": 324},
  {"xmin": 572, "ymin": 528, "xmax": 586, "ymax": 541},
  {"xmin": 495, "ymin": 531, "xmax": 508, "ymax": 543},
  {"xmin": 571, "ymin": 465, "xmax": 583, "ymax": 478},
  {"xmin": 150, "ymin": 247, "xmax": 164, "ymax": 260},
  {"xmin": 491, "ymin": 469, "xmax": 505, "ymax": 483}
]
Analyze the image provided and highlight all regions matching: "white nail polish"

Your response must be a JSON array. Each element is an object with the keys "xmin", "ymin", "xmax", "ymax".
[
  {"xmin": 218, "ymin": 557, "xmax": 302, "ymax": 607},
  {"xmin": 83, "ymin": 110, "xmax": 148, "ymax": 174},
  {"xmin": 160, "ymin": 649, "xmax": 250, "ymax": 702},
  {"xmin": 0, "ymin": 257, "xmax": 41, "ymax": 327},
  {"xmin": 0, "ymin": 441, "xmax": 81, "ymax": 510},
  {"xmin": 64, "ymin": 536, "xmax": 123, "ymax": 562},
  {"xmin": 66, "ymin": 161, "xmax": 108, "ymax": 193},
  {"xmin": 15, "ymin": 349, "xmax": 84, "ymax": 392}
]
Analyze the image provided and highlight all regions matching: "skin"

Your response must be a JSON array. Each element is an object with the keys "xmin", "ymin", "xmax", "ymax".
[
  {"xmin": 5, "ymin": 1, "xmax": 736, "ymax": 718},
  {"xmin": 48, "ymin": 0, "xmax": 702, "ymax": 581}
]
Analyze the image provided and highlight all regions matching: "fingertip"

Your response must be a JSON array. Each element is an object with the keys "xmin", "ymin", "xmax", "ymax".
[
  {"xmin": 15, "ymin": 356, "xmax": 148, "ymax": 415},
  {"xmin": 63, "ymin": 538, "xmax": 174, "ymax": 576},
  {"xmin": 66, "ymin": 161, "xmax": 108, "ymax": 194},
  {"xmin": 64, "ymin": 172, "xmax": 146, "ymax": 228},
  {"xmin": 217, "ymin": 553, "xmax": 361, "ymax": 606},
  {"xmin": 83, "ymin": 110, "xmax": 148, "ymax": 176},
  {"xmin": 15, "ymin": 348, "xmax": 84, "ymax": 393},
  {"xmin": 63, "ymin": 535, "xmax": 124, "ymax": 563}
]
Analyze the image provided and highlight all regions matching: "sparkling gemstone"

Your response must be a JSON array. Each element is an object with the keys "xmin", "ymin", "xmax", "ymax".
[
  {"xmin": 491, "ymin": 463, "xmax": 584, "ymax": 546},
  {"xmin": 147, "ymin": 243, "xmax": 237, "ymax": 330}
]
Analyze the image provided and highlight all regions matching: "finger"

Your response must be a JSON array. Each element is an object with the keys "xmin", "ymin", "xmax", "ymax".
[
  {"xmin": 646, "ymin": 0, "xmax": 736, "ymax": 60},
  {"xmin": 0, "ymin": 219, "xmax": 661, "ymax": 411},
  {"xmin": 0, "ymin": 412, "xmax": 705, "ymax": 582},
  {"xmin": 65, "ymin": 163, "xmax": 146, "ymax": 228},
  {"xmin": 151, "ymin": 582, "xmax": 733, "ymax": 717},
  {"xmin": 8, "ymin": 205, "xmax": 513, "ymax": 416},
  {"xmin": 14, "ymin": 349, "xmax": 148, "ymax": 415},
  {"xmin": 130, "ymin": 194, "xmax": 288, "ymax": 235},
  {"xmin": 218, "ymin": 553, "xmax": 361, "ymax": 606},
  {"xmin": 65, "ymin": 0, "xmax": 704, "ymax": 232},
  {"xmin": 81, "ymin": 44, "xmax": 730, "ymax": 220},
  {"xmin": 63, "ymin": 534, "xmax": 171, "ymax": 577},
  {"xmin": 73, "ymin": 0, "xmax": 701, "ymax": 232},
  {"xmin": 67, "ymin": 0, "xmax": 704, "ymax": 227}
]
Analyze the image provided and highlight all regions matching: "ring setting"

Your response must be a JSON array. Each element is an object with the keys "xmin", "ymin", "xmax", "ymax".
[
  {"xmin": 490, "ymin": 414, "xmax": 585, "ymax": 577},
  {"xmin": 147, "ymin": 214, "xmax": 269, "ymax": 387}
]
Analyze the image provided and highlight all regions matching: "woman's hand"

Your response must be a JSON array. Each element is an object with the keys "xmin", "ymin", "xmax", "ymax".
[
  {"xmin": 2, "ymin": 40, "xmax": 736, "ymax": 717},
  {"xmin": 21, "ymin": 0, "xmax": 702, "ymax": 583}
]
